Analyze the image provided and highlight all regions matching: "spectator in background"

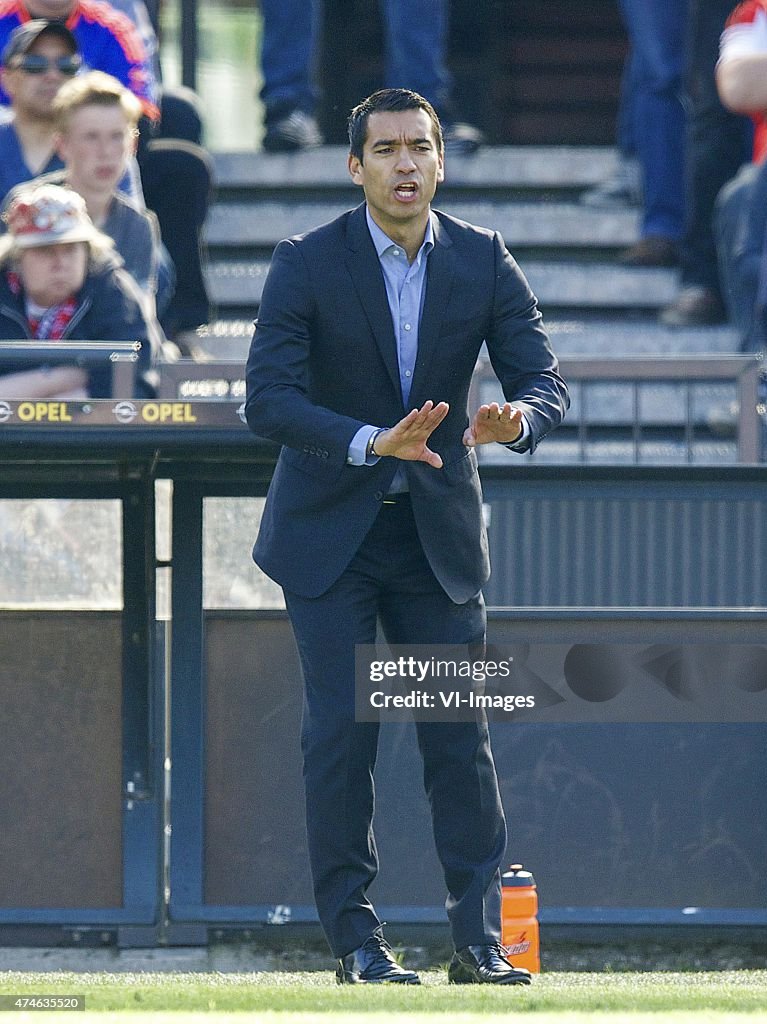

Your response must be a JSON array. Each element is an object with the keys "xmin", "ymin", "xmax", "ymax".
[
  {"xmin": 139, "ymin": 122, "xmax": 212, "ymax": 342},
  {"xmin": 3, "ymin": 70, "xmax": 175, "ymax": 320},
  {"xmin": 713, "ymin": 0, "xmax": 767, "ymax": 349},
  {"xmin": 0, "ymin": 0, "xmax": 214, "ymax": 341},
  {"xmin": 107, "ymin": 0, "xmax": 207, "ymax": 145},
  {"xmin": 0, "ymin": 0, "xmax": 159, "ymax": 119},
  {"xmin": 259, "ymin": 0, "xmax": 484, "ymax": 155},
  {"xmin": 0, "ymin": 21, "xmax": 146, "ymax": 205},
  {"xmin": 0, "ymin": 20, "xmax": 73, "ymax": 198},
  {"xmin": 580, "ymin": 49, "xmax": 642, "ymax": 209},
  {"xmin": 616, "ymin": 0, "xmax": 689, "ymax": 267},
  {"xmin": 0, "ymin": 184, "xmax": 160, "ymax": 396},
  {"xmin": 0, "ymin": 20, "xmax": 147, "ymax": 202},
  {"xmin": 105, "ymin": 0, "xmax": 216, "ymax": 338},
  {"xmin": 660, "ymin": 0, "xmax": 751, "ymax": 326}
]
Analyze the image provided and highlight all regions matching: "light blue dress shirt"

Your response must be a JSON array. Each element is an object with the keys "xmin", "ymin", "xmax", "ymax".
[
  {"xmin": 346, "ymin": 205, "xmax": 528, "ymax": 475},
  {"xmin": 347, "ymin": 208, "xmax": 434, "ymax": 469}
]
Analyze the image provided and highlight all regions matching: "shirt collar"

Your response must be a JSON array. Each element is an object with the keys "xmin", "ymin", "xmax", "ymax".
[{"xmin": 366, "ymin": 206, "xmax": 435, "ymax": 261}]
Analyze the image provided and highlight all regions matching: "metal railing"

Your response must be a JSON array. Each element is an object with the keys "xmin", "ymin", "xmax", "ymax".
[
  {"xmin": 157, "ymin": 353, "xmax": 765, "ymax": 463},
  {"xmin": 0, "ymin": 340, "xmax": 141, "ymax": 399},
  {"xmin": 472, "ymin": 353, "xmax": 764, "ymax": 464}
]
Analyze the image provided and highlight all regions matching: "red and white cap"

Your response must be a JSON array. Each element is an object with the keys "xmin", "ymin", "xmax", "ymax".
[{"xmin": 3, "ymin": 185, "xmax": 99, "ymax": 249}]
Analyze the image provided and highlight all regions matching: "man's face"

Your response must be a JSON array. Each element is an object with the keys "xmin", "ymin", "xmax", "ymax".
[
  {"xmin": 57, "ymin": 104, "xmax": 135, "ymax": 193},
  {"xmin": 348, "ymin": 108, "xmax": 444, "ymax": 234},
  {"xmin": 2, "ymin": 35, "xmax": 77, "ymax": 119},
  {"xmin": 19, "ymin": 241, "xmax": 88, "ymax": 308}
]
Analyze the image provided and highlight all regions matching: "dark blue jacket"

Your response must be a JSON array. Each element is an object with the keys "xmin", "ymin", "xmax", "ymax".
[{"xmin": 245, "ymin": 204, "xmax": 569, "ymax": 603}]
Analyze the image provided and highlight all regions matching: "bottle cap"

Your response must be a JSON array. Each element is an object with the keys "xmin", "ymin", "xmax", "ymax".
[{"xmin": 502, "ymin": 863, "xmax": 535, "ymax": 886}]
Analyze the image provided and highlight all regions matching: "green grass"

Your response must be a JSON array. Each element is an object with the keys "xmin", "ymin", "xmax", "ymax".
[
  {"xmin": 0, "ymin": 970, "xmax": 766, "ymax": 1017},
  {"xmin": 5, "ymin": 1015, "xmax": 765, "ymax": 1024}
]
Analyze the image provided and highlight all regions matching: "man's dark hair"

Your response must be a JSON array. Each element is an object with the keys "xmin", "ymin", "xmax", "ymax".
[{"xmin": 348, "ymin": 88, "xmax": 443, "ymax": 162}]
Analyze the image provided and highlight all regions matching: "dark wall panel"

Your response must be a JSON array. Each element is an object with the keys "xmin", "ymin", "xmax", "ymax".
[
  {"xmin": 484, "ymin": 479, "xmax": 767, "ymax": 608},
  {"xmin": 204, "ymin": 617, "xmax": 311, "ymax": 906},
  {"xmin": 204, "ymin": 614, "xmax": 766, "ymax": 912},
  {"xmin": 0, "ymin": 613, "xmax": 123, "ymax": 908}
]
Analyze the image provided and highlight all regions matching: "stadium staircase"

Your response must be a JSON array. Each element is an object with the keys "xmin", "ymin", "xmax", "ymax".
[{"xmin": 194, "ymin": 146, "xmax": 751, "ymax": 463}]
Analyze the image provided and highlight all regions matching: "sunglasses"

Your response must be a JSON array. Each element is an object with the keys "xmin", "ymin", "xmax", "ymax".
[{"xmin": 11, "ymin": 54, "xmax": 82, "ymax": 76}]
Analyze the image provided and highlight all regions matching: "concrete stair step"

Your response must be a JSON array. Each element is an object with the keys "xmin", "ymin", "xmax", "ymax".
[
  {"xmin": 485, "ymin": 439, "xmax": 740, "ymax": 465},
  {"xmin": 207, "ymin": 260, "xmax": 270, "ymax": 307},
  {"xmin": 206, "ymin": 259, "xmax": 680, "ymax": 310},
  {"xmin": 547, "ymin": 320, "xmax": 740, "ymax": 355},
  {"xmin": 530, "ymin": 262, "xmax": 679, "ymax": 308},
  {"xmin": 206, "ymin": 201, "xmax": 638, "ymax": 249},
  {"xmin": 189, "ymin": 317, "xmax": 740, "ymax": 362},
  {"xmin": 510, "ymin": 381, "xmax": 737, "ymax": 425},
  {"xmin": 212, "ymin": 146, "xmax": 623, "ymax": 192},
  {"xmin": 508, "ymin": 36, "xmax": 628, "ymax": 68},
  {"xmin": 184, "ymin": 317, "xmax": 737, "ymax": 370}
]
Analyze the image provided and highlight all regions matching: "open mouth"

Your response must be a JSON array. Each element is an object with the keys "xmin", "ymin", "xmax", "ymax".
[{"xmin": 394, "ymin": 182, "xmax": 419, "ymax": 200}]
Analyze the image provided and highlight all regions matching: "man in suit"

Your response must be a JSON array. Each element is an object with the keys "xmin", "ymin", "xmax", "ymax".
[{"xmin": 245, "ymin": 88, "xmax": 568, "ymax": 986}]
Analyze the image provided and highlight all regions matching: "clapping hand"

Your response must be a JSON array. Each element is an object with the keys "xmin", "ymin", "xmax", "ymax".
[
  {"xmin": 373, "ymin": 400, "xmax": 449, "ymax": 468},
  {"xmin": 463, "ymin": 402, "xmax": 523, "ymax": 447}
]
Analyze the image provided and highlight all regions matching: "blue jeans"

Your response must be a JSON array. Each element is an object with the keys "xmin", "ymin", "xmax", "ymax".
[
  {"xmin": 714, "ymin": 162, "xmax": 767, "ymax": 351},
  {"xmin": 260, "ymin": 0, "xmax": 451, "ymax": 121},
  {"xmin": 616, "ymin": 52, "xmax": 638, "ymax": 158},
  {"xmin": 619, "ymin": 0, "xmax": 688, "ymax": 240},
  {"xmin": 679, "ymin": 0, "xmax": 751, "ymax": 291}
]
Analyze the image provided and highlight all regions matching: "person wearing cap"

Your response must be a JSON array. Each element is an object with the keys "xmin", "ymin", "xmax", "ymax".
[
  {"xmin": 3, "ymin": 69, "xmax": 175, "ymax": 320},
  {"xmin": 0, "ymin": 20, "xmax": 77, "ymax": 199},
  {"xmin": 0, "ymin": 0, "xmax": 158, "ymax": 121},
  {"xmin": 0, "ymin": 182, "xmax": 160, "ymax": 398},
  {"xmin": 0, "ymin": 2, "xmax": 214, "ymax": 342},
  {"xmin": 0, "ymin": 21, "xmax": 143, "ymax": 204}
]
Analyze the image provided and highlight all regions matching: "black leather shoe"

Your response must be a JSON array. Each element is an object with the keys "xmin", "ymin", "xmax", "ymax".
[
  {"xmin": 336, "ymin": 928, "xmax": 420, "ymax": 984},
  {"xmin": 263, "ymin": 111, "xmax": 323, "ymax": 152},
  {"xmin": 442, "ymin": 121, "xmax": 485, "ymax": 156},
  {"xmin": 448, "ymin": 944, "xmax": 532, "ymax": 985},
  {"xmin": 617, "ymin": 235, "xmax": 679, "ymax": 267},
  {"xmin": 660, "ymin": 286, "xmax": 726, "ymax": 326}
]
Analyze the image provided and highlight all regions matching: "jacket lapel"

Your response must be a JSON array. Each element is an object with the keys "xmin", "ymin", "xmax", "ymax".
[
  {"xmin": 343, "ymin": 204, "xmax": 403, "ymax": 402},
  {"xmin": 408, "ymin": 213, "xmax": 454, "ymax": 407}
]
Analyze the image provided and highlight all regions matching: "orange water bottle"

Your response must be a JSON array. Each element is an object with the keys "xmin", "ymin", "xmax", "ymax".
[{"xmin": 501, "ymin": 863, "xmax": 540, "ymax": 973}]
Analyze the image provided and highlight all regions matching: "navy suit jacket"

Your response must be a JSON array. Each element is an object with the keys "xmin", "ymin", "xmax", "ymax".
[{"xmin": 245, "ymin": 203, "xmax": 568, "ymax": 602}]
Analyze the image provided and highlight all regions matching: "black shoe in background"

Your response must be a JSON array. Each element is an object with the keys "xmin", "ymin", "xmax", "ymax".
[
  {"xmin": 442, "ymin": 121, "xmax": 484, "ymax": 156},
  {"xmin": 617, "ymin": 235, "xmax": 680, "ymax": 267},
  {"xmin": 660, "ymin": 286, "xmax": 727, "ymax": 326},
  {"xmin": 448, "ymin": 944, "xmax": 533, "ymax": 985},
  {"xmin": 263, "ymin": 111, "xmax": 323, "ymax": 152}
]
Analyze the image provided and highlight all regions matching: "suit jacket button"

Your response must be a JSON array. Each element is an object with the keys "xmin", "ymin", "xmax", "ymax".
[
  {"xmin": 322, "ymin": 450, "xmax": 329, "ymax": 458},
  {"xmin": 303, "ymin": 445, "xmax": 310, "ymax": 453},
  {"xmin": 374, "ymin": 490, "xmax": 383, "ymax": 501}
]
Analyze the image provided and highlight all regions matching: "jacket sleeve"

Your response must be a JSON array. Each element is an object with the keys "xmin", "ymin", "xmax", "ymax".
[
  {"xmin": 484, "ymin": 231, "xmax": 569, "ymax": 452},
  {"xmin": 244, "ymin": 238, "xmax": 367, "ymax": 465},
  {"xmin": 90, "ymin": 18, "xmax": 160, "ymax": 122}
]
